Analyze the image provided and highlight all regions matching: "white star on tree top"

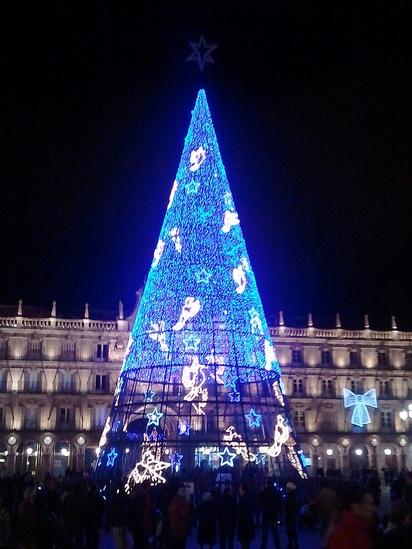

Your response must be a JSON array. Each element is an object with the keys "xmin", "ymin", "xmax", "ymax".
[{"xmin": 186, "ymin": 35, "xmax": 218, "ymax": 72}]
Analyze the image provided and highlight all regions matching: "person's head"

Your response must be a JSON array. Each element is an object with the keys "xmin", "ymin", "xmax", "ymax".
[
  {"xmin": 343, "ymin": 485, "xmax": 375, "ymax": 521},
  {"xmin": 286, "ymin": 482, "xmax": 297, "ymax": 493},
  {"xmin": 239, "ymin": 483, "xmax": 248, "ymax": 496},
  {"xmin": 177, "ymin": 485, "xmax": 186, "ymax": 498},
  {"xmin": 203, "ymin": 492, "xmax": 212, "ymax": 502}
]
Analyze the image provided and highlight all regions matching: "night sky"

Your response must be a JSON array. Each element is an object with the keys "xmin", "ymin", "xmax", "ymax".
[{"xmin": 1, "ymin": 4, "xmax": 411, "ymax": 328}]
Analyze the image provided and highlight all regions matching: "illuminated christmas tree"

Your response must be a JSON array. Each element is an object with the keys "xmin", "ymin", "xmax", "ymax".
[{"xmin": 97, "ymin": 90, "xmax": 307, "ymax": 485}]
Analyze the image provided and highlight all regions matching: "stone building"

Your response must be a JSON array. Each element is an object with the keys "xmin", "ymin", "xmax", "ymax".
[{"xmin": 0, "ymin": 301, "xmax": 411, "ymax": 477}]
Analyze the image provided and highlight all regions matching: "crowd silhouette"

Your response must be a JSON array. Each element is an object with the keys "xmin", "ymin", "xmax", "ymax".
[{"xmin": 0, "ymin": 465, "xmax": 411, "ymax": 548}]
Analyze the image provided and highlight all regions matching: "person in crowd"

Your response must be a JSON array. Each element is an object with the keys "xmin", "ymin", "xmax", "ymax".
[
  {"xmin": 217, "ymin": 484, "xmax": 236, "ymax": 549},
  {"xmin": 237, "ymin": 483, "xmax": 255, "ymax": 549},
  {"xmin": 259, "ymin": 480, "xmax": 281, "ymax": 549},
  {"xmin": 168, "ymin": 485, "xmax": 191, "ymax": 549},
  {"xmin": 0, "ymin": 495, "xmax": 11, "ymax": 549},
  {"xmin": 16, "ymin": 487, "xmax": 38, "ymax": 549},
  {"xmin": 403, "ymin": 471, "xmax": 412, "ymax": 511},
  {"xmin": 107, "ymin": 482, "xmax": 129, "ymax": 549},
  {"xmin": 84, "ymin": 482, "xmax": 104, "ymax": 549},
  {"xmin": 315, "ymin": 479, "xmax": 339, "ymax": 543},
  {"xmin": 284, "ymin": 482, "xmax": 299, "ymax": 549},
  {"xmin": 326, "ymin": 484, "xmax": 375, "ymax": 549},
  {"xmin": 197, "ymin": 491, "xmax": 217, "ymax": 548}
]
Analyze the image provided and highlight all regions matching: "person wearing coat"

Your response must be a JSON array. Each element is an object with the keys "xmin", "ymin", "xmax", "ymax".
[
  {"xmin": 197, "ymin": 492, "xmax": 217, "ymax": 548},
  {"xmin": 237, "ymin": 484, "xmax": 255, "ymax": 549}
]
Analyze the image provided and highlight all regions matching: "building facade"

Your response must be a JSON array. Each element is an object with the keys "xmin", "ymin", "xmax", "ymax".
[{"xmin": 0, "ymin": 302, "xmax": 411, "ymax": 477}]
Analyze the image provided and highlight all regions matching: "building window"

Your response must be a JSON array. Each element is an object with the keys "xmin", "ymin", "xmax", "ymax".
[
  {"xmin": 294, "ymin": 410, "xmax": 305, "ymax": 428},
  {"xmin": 95, "ymin": 374, "xmax": 109, "ymax": 392},
  {"xmin": 378, "ymin": 352, "xmax": 388, "ymax": 368},
  {"xmin": 0, "ymin": 340, "xmax": 7, "ymax": 360},
  {"xmin": 322, "ymin": 379, "xmax": 334, "ymax": 397},
  {"xmin": 25, "ymin": 371, "xmax": 42, "ymax": 393},
  {"xmin": 25, "ymin": 407, "xmax": 37, "ymax": 429},
  {"xmin": 96, "ymin": 343, "xmax": 109, "ymax": 361},
  {"xmin": 28, "ymin": 340, "xmax": 42, "ymax": 360},
  {"xmin": 94, "ymin": 405, "xmax": 107, "ymax": 429},
  {"xmin": 292, "ymin": 379, "xmax": 304, "ymax": 395},
  {"xmin": 350, "ymin": 379, "xmax": 363, "ymax": 394},
  {"xmin": 381, "ymin": 410, "xmax": 392, "ymax": 428},
  {"xmin": 0, "ymin": 371, "xmax": 7, "ymax": 392},
  {"xmin": 61, "ymin": 372, "xmax": 75, "ymax": 393},
  {"xmin": 405, "ymin": 353, "xmax": 412, "ymax": 370},
  {"xmin": 59, "ymin": 407, "xmax": 71, "ymax": 429},
  {"xmin": 292, "ymin": 350, "xmax": 302, "ymax": 364},
  {"xmin": 62, "ymin": 341, "xmax": 76, "ymax": 361},
  {"xmin": 321, "ymin": 350, "xmax": 331, "ymax": 365},
  {"xmin": 380, "ymin": 380, "xmax": 391, "ymax": 398},
  {"xmin": 349, "ymin": 351, "xmax": 359, "ymax": 366}
]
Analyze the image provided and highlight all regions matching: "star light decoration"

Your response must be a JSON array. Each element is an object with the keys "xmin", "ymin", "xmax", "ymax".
[
  {"xmin": 183, "ymin": 333, "xmax": 201, "ymax": 352},
  {"xmin": 106, "ymin": 448, "xmax": 118, "ymax": 467},
  {"xmin": 169, "ymin": 451, "xmax": 183, "ymax": 470},
  {"xmin": 186, "ymin": 35, "xmax": 218, "ymax": 72},
  {"xmin": 125, "ymin": 449, "xmax": 171, "ymax": 490},
  {"xmin": 185, "ymin": 179, "xmax": 200, "ymax": 194},
  {"xmin": 195, "ymin": 268, "xmax": 213, "ymax": 284},
  {"xmin": 218, "ymin": 446, "xmax": 237, "ymax": 467},
  {"xmin": 144, "ymin": 389, "xmax": 156, "ymax": 403},
  {"xmin": 343, "ymin": 388, "xmax": 378, "ymax": 428},
  {"xmin": 228, "ymin": 390, "xmax": 241, "ymax": 402},
  {"xmin": 245, "ymin": 408, "xmax": 262, "ymax": 428},
  {"xmin": 146, "ymin": 407, "xmax": 163, "ymax": 427}
]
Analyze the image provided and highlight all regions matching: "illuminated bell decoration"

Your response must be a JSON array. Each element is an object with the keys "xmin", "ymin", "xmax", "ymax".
[
  {"xmin": 343, "ymin": 388, "xmax": 378, "ymax": 428},
  {"xmin": 97, "ymin": 89, "xmax": 306, "ymax": 479}
]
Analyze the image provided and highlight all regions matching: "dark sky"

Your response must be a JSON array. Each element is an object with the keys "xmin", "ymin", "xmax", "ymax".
[{"xmin": 1, "ymin": 3, "xmax": 411, "ymax": 328}]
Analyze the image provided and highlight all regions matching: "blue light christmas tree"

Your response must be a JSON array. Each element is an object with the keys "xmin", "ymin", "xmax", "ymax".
[{"xmin": 97, "ymin": 90, "xmax": 307, "ymax": 485}]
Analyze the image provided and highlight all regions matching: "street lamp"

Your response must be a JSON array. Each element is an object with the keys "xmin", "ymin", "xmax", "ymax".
[{"xmin": 399, "ymin": 403, "xmax": 412, "ymax": 421}]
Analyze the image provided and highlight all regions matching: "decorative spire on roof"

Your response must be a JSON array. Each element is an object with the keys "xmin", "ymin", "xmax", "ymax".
[
  {"xmin": 84, "ymin": 303, "xmax": 89, "ymax": 319},
  {"xmin": 364, "ymin": 314, "xmax": 370, "ymax": 329},
  {"xmin": 336, "ymin": 313, "xmax": 341, "ymax": 328},
  {"xmin": 51, "ymin": 301, "xmax": 57, "ymax": 318},
  {"xmin": 279, "ymin": 310, "xmax": 285, "ymax": 326},
  {"xmin": 118, "ymin": 301, "xmax": 124, "ymax": 320},
  {"xmin": 391, "ymin": 315, "xmax": 397, "ymax": 330},
  {"xmin": 307, "ymin": 313, "xmax": 313, "ymax": 328},
  {"xmin": 17, "ymin": 299, "xmax": 23, "ymax": 316}
]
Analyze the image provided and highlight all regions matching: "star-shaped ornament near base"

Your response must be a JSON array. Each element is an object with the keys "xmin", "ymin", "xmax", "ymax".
[
  {"xmin": 144, "ymin": 389, "xmax": 156, "ymax": 402},
  {"xmin": 186, "ymin": 35, "xmax": 218, "ymax": 72},
  {"xmin": 146, "ymin": 407, "xmax": 163, "ymax": 427},
  {"xmin": 228, "ymin": 390, "xmax": 241, "ymax": 403},
  {"xmin": 218, "ymin": 446, "xmax": 237, "ymax": 467},
  {"xmin": 106, "ymin": 448, "xmax": 118, "ymax": 467}
]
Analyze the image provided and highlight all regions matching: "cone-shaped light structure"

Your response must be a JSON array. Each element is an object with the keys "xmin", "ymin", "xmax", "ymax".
[{"xmin": 97, "ymin": 90, "xmax": 306, "ymax": 484}]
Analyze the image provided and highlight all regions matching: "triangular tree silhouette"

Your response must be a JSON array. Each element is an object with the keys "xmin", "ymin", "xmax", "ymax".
[{"xmin": 97, "ymin": 90, "xmax": 307, "ymax": 485}]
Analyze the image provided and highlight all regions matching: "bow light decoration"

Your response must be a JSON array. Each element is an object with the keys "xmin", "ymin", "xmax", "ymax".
[{"xmin": 343, "ymin": 388, "xmax": 377, "ymax": 427}]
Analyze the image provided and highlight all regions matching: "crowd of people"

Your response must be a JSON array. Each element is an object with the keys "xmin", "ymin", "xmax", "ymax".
[{"xmin": 0, "ymin": 465, "xmax": 411, "ymax": 548}]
